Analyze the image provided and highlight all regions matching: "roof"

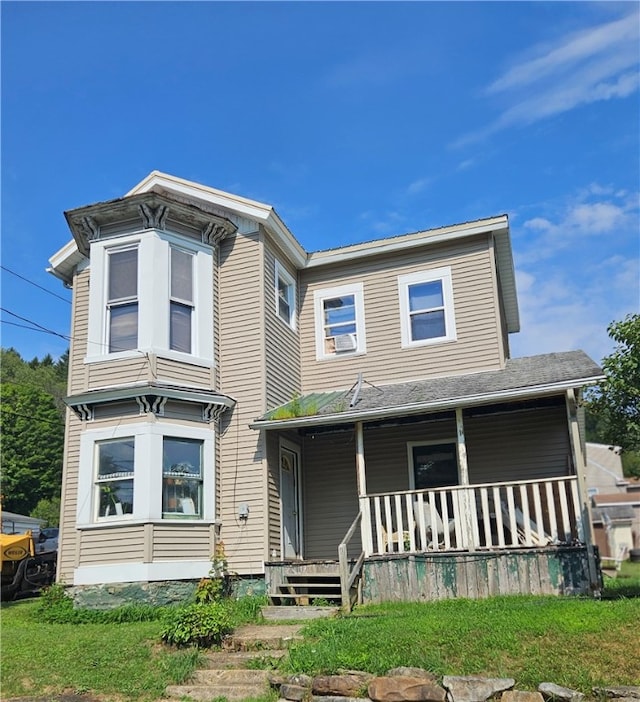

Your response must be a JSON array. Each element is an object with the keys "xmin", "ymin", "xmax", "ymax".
[
  {"xmin": 592, "ymin": 506, "xmax": 635, "ymax": 522},
  {"xmin": 49, "ymin": 172, "xmax": 519, "ymax": 330},
  {"xmin": 252, "ymin": 350, "xmax": 603, "ymax": 429},
  {"xmin": 594, "ymin": 492, "xmax": 640, "ymax": 506}
]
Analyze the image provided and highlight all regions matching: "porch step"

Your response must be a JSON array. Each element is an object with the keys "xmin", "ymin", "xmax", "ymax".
[
  {"xmin": 201, "ymin": 648, "xmax": 288, "ymax": 668},
  {"xmin": 269, "ymin": 571, "xmax": 343, "ymax": 606},
  {"xmin": 262, "ymin": 605, "xmax": 340, "ymax": 621}
]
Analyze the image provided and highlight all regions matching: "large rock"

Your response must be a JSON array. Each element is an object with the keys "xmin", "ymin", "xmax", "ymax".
[
  {"xmin": 443, "ymin": 676, "xmax": 515, "ymax": 702},
  {"xmin": 538, "ymin": 683, "xmax": 585, "ymax": 702},
  {"xmin": 502, "ymin": 692, "xmax": 544, "ymax": 702},
  {"xmin": 593, "ymin": 689, "xmax": 640, "ymax": 700},
  {"xmin": 387, "ymin": 668, "xmax": 437, "ymax": 682},
  {"xmin": 368, "ymin": 676, "xmax": 447, "ymax": 702},
  {"xmin": 281, "ymin": 683, "xmax": 309, "ymax": 701},
  {"xmin": 313, "ymin": 673, "xmax": 374, "ymax": 697}
]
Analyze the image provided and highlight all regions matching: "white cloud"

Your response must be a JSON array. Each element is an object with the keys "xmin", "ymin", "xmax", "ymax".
[
  {"xmin": 456, "ymin": 8, "xmax": 640, "ymax": 145},
  {"xmin": 406, "ymin": 177, "xmax": 431, "ymax": 195}
]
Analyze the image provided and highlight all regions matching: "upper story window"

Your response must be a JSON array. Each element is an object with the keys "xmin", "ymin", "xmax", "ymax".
[
  {"xmin": 170, "ymin": 247, "xmax": 194, "ymax": 353},
  {"xmin": 314, "ymin": 282, "xmax": 366, "ymax": 360},
  {"xmin": 107, "ymin": 247, "xmax": 138, "ymax": 353},
  {"xmin": 86, "ymin": 230, "xmax": 214, "ymax": 366},
  {"xmin": 398, "ymin": 267, "xmax": 456, "ymax": 348},
  {"xmin": 275, "ymin": 261, "xmax": 296, "ymax": 329}
]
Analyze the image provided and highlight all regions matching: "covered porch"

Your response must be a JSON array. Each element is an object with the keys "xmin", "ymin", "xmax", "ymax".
[{"xmin": 253, "ymin": 352, "xmax": 603, "ymax": 605}]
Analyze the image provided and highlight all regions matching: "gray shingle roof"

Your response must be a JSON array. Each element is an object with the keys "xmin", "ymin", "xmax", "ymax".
[{"xmin": 255, "ymin": 350, "xmax": 602, "ymax": 428}]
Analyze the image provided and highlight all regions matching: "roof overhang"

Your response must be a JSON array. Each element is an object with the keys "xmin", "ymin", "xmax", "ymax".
[
  {"xmin": 66, "ymin": 382, "xmax": 236, "ymax": 422},
  {"xmin": 126, "ymin": 171, "xmax": 307, "ymax": 268},
  {"xmin": 306, "ymin": 215, "xmax": 519, "ymax": 333},
  {"xmin": 47, "ymin": 240, "xmax": 87, "ymax": 286},
  {"xmin": 250, "ymin": 375, "xmax": 602, "ymax": 431}
]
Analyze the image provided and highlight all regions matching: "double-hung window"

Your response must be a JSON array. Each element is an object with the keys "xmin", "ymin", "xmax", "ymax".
[
  {"xmin": 107, "ymin": 247, "xmax": 138, "ymax": 353},
  {"xmin": 162, "ymin": 437, "xmax": 203, "ymax": 518},
  {"xmin": 169, "ymin": 247, "xmax": 194, "ymax": 353},
  {"xmin": 398, "ymin": 267, "xmax": 456, "ymax": 347},
  {"xmin": 96, "ymin": 438, "xmax": 135, "ymax": 518},
  {"xmin": 275, "ymin": 261, "xmax": 296, "ymax": 328},
  {"xmin": 314, "ymin": 283, "xmax": 366, "ymax": 359}
]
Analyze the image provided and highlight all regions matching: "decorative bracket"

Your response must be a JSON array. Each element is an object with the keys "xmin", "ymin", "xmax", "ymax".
[
  {"xmin": 79, "ymin": 216, "xmax": 100, "ymax": 241},
  {"xmin": 202, "ymin": 220, "xmax": 235, "ymax": 246},
  {"xmin": 203, "ymin": 402, "xmax": 227, "ymax": 423},
  {"xmin": 71, "ymin": 403, "xmax": 93, "ymax": 421},
  {"xmin": 138, "ymin": 203, "xmax": 169, "ymax": 230}
]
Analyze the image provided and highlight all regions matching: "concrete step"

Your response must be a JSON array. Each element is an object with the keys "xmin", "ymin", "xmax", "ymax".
[
  {"xmin": 192, "ymin": 669, "xmax": 272, "ymax": 685},
  {"xmin": 202, "ymin": 648, "xmax": 287, "ymax": 668},
  {"xmin": 165, "ymin": 682, "xmax": 268, "ymax": 701},
  {"xmin": 228, "ymin": 623, "xmax": 304, "ymax": 651},
  {"xmin": 262, "ymin": 605, "xmax": 339, "ymax": 621}
]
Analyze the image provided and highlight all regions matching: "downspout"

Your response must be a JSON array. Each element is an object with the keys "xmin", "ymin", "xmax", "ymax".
[{"xmin": 566, "ymin": 388, "xmax": 601, "ymax": 595}]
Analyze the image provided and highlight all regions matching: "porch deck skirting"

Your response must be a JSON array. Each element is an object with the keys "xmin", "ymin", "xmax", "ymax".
[{"xmin": 361, "ymin": 546, "xmax": 598, "ymax": 603}]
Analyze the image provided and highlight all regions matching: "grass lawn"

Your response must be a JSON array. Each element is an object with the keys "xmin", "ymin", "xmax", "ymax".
[
  {"xmin": 0, "ymin": 598, "xmax": 201, "ymax": 701},
  {"xmin": 2, "ymin": 583, "xmax": 639, "ymax": 700}
]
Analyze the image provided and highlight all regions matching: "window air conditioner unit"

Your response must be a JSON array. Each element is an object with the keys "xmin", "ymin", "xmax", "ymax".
[{"xmin": 334, "ymin": 333, "xmax": 357, "ymax": 352}]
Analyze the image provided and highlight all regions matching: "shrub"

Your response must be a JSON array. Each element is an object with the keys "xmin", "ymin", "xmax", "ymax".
[{"xmin": 161, "ymin": 602, "xmax": 233, "ymax": 648}]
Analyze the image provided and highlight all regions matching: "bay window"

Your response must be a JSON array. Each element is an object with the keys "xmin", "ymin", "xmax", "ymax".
[
  {"xmin": 96, "ymin": 438, "xmax": 135, "ymax": 518},
  {"xmin": 162, "ymin": 437, "xmax": 203, "ymax": 518},
  {"xmin": 86, "ymin": 230, "xmax": 214, "ymax": 364}
]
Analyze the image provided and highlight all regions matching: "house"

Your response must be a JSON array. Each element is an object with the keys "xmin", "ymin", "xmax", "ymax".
[
  {"xmin": 585, "ymin": 443, "xmax": 640, "ymax": 562},
  {"xmin": 48, "ymin": 171, "xmax": 605, "ymax": 607}
]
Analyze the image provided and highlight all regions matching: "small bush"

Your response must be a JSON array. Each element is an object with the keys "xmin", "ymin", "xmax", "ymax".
[{"xmin": 161, "ymin": 602, "xmax": 233, "ymax": 648}]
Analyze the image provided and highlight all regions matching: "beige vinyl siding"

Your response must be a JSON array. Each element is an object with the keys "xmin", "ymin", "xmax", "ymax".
[
  {"xmin": 57, "ymin": 414, "xmax": 82, "ymax": 584},
  {"xmin": 300, "ymin": 236, "xmax": 503, "ymax": 392},
  {"xmin": 302, "ymin": 430, "xmax": 360, "ymax": 560},
  {"xmin": 152, "ymin": 524, "xmax": 213, "ymax": 560},
  {"xmin": 69, "ymin": 268, "xmax": 90, "ymax": 395},
  {"xmin": 78, "ymin": 526, "xmax": 145, "ymax": 565},
  {"xmin": 464, "ymin": 402, "xmax": 571, "ymax": 483},
  {"xmin": 156, "ymin": 357, "xmax": 214, "ymax": 388},
  {"xmin": 87, "ymin": 357, "xmax": 150, "ymax": 389},
  {"xmin": 263, "ymin": 240, "xmax": 301, "ymax": 409},
  {"xmin": 266, "ymin": 431, "xmax": 281, "ymax": 558},
  {"xmin": 218, "ymin": 230, "xmax": 267, "ymax": 575}
]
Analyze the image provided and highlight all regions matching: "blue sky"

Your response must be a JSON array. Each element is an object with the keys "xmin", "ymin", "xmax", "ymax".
[{"xmin": 2, "ymin": 1, "xmax": 638, "ymax": 366}]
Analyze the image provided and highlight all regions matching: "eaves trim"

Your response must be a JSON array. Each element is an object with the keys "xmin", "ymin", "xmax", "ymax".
[{"xmin": 250, "ymin": 375, "xmax": 604, "ymax": 431}]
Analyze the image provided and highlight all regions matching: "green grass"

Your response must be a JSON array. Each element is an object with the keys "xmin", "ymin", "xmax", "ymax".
[
  {"xmin": 284, "ymin": 595, "xmax": 640, "ymax": 692},
  {"xmin": 2, "ymin": 591, "xmax": 639, "ymax": 699}
]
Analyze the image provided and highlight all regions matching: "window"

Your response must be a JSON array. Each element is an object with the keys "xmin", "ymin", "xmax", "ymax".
[
  {"xmin": 314, "ymin": 283, "xmax": 366, "ymax": 359},
  {"xmin": 275, "ymin": 261, "xmax": 296, "ymax": 328},
  {"xmin": 170, "ymin": 247, "xmax": 194, "ymax": 353},
  {"xmin": 78, "ymin": 423, "xmax": 215, "ymax": 526},
  {"xmin": 96, "ymin": 438, "xmax": 135, "ymax": 518},
  {"xmin": 398, "ymin": 267, "xmax": 456, "ymax": 347},
  {"xmin": 107, "ymin": 247, "xmax": 138, "ymax": 353},
  {"xmin": 162, "ymin": 437, "xmax": 203, "ymax": 518},
  {"xmin": 86, "ymin": 231, "xmax": 214, "ymax": 365},
  {"xmin": 408, "ymin": 441, "xmax": 459, "ymax": 490}
]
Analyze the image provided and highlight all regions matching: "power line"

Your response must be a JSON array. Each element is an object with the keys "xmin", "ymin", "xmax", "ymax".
[
  {"xmin": 0, "ymin": 308, "xmax": 71, "ymax": 341},
  {"xmin": 1, "ymin": 265, "xmax": 71, "ymax": 304}
]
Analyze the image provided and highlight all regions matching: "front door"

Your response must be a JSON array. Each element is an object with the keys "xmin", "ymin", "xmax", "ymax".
[{"xmin": 280, "ymin": 441, "xmax": 302, "ymax": 559}]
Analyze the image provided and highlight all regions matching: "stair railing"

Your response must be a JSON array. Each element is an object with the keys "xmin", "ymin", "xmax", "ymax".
[{"xmin": 338, "ymin": 510, "xmax": 364, "ymax": 612}]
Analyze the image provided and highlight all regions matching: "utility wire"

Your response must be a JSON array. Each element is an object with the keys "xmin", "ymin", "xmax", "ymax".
[
  {"xmin": 1, "ymin": 265, "xmax": 71, "ymax": 304},
  {"xmin": 1, "ymin": 308, "xmax": 71, "ymax": 341}
]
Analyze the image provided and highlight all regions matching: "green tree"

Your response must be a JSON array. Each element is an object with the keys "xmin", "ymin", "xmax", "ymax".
[
  {"xmin": 586, "ymin": 314, "xmax": 640, "ymax": 477},
  {"xmin": 30, "ymin": 496, "xmax": 62, "ymax": 527},
  {"xmin": 1, "ymin": 348, "xmax": 68, "ymax": 514}
]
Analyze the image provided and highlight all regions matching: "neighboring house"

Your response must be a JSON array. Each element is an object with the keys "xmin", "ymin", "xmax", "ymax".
[
  {"xmin": 1, "ymin": 511, "xmax": 45, "ymax": 535},
  {"xmin": 48, "ymin": 171, "xmax": 605, "ymax": 607},
  {"xmin": 585, "ymin": 443, "xmax": 640, "ymax": 559}
]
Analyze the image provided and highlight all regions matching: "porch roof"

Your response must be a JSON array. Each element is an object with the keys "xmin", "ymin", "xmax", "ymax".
[{"xmin": 251, "ymin": 350, "xmax": 603, "ymax": 430}]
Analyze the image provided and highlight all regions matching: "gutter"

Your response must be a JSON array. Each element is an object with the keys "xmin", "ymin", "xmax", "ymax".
[{"xmin": 250, "ymin": 375, "xmax": 604, "ymax": 431}]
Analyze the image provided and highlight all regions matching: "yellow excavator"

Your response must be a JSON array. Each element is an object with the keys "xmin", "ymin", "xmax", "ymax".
[{"xmin": 1, "ymin": 524, "xmax": 57, "ymax": 600}]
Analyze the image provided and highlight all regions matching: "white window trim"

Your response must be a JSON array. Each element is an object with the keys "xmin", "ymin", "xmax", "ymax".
[
  {"xmin": 85, "ymin": 229, "xmax": 214, "ymax": 366},
  {"xmin": 77, "ymin": 421, "xmax": 215, "ymax": 527},
  {"xmin": 398, "ymin": 267, "xmax": 456, "ymax": 348},
  {"xmin": 274, "ymin": 260, "xmax": 296, "ymax": 330},
  {"xmin": 407, "ymin": 438, "xmax": 459, "ymax": 490},
  {"xmin": 313, "ymin": 282, "xmax": 366, "ymax": 361}
]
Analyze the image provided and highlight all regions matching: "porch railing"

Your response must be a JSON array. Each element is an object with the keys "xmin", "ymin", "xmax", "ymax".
[
  {"xmin": 361, "ymin": 476, "xmax": 584, "ymax": 557},
  {"xmin": 338, "ymin": 510, "xmax": 365, "ymax": 612}
]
